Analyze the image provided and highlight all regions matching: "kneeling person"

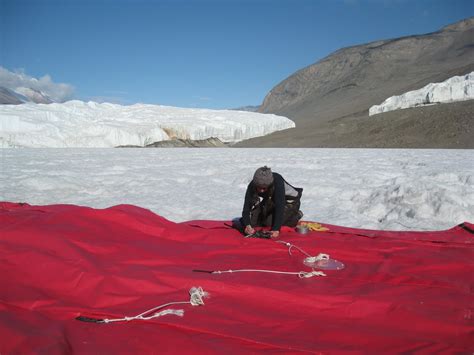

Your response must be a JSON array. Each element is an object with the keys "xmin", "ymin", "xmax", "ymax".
[{"xmin": 241, "ymin": 166, "xmax": 303, "ymax": 238}]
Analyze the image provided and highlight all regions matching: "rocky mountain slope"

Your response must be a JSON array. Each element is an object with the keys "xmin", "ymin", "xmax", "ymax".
[
  {"xmin": 236, "ymin": 17, "xmax": 474, "ymax": 148},
  {"xmin": 0, "ymin": 87, "xmax": 24, "ymax": 104},
  {"xmin": 0, "ymin": 86, "xmax": 54, "ymax": 104}
]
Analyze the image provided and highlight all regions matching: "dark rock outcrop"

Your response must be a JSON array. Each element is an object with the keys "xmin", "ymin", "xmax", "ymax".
[
  {"xmin": 146, "ymin": 137, "xmax": 227, "ymax": 148},
  {"xmin": 117, "ymin": 137, "xmax": 227, "ymax": 148},
  {"xmin": 0, "ymin": 86, "xmax": 54, "ymax": 104},
  {"xmin": 0, "ymin": 87, "xmax": 25, "ymax": 105}
]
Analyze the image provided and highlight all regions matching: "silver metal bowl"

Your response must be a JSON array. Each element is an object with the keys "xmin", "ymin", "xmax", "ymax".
[{"xmin": 296, "ymin": 224, "xmax": 309, "ymax": 234}]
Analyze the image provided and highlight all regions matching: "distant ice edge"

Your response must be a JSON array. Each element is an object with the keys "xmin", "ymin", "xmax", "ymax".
[
  {"xmin": 369, "ymin": 72, "xmax": 474, "ymax": 116},
  {"xmin": 0, "ymin": 102, "xmax": 295, "ymax": 148}
]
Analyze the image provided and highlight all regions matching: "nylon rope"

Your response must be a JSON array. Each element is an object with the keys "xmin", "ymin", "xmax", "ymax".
[
  {"xmin": 99, "ymin": 287, "xmax": 208, "ymax": 324},
  {"xmin": 211, "ymin": 269, "xmax": 326, "ymax": 278},
  {"xmin": 275, "ymin": 239, "xmax": 330, "ymax": 265},
  {"xmin": 194, "ymin": 238, "xmax": 331, "ymax": 279}
]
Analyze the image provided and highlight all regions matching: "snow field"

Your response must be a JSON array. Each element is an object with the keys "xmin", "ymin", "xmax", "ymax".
[{"xmin": 1, "ymin": 148, "xmax": 472, "ymax": 231}]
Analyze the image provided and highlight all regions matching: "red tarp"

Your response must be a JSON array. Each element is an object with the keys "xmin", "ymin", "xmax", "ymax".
[{"xmin": 1, "ymin": 202, "xmax": 473, "ymax": 353}]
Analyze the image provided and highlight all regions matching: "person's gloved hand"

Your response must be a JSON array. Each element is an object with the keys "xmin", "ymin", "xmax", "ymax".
[
  {"xmin": 269, "ymin": 230, "xmax": 280, "ymax": 238},
  {"xmin": 244, "ymin": 225, "xmax": 255, "ymax": 235}
]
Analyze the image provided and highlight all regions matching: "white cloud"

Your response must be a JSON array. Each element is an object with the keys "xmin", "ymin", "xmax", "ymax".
[{"xmin": 0, "ymin": 67, "xmax": 75, "ymax": 102}]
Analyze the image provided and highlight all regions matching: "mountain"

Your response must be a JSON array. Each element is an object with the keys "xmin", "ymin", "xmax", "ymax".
[
  {"xmin": 0, "ymin": 87, "xmax": 27, "ymax": 104},
  {"xmin": 14, "ymin": 87, "xmax": 54, "ymax": 104},
  {"xmin": 0, "ymin": 86, "xmax": 54, "ymax": 104},
  {"xmin": 236, "ymin": 17, "xmax": 474, "ymax": 148}
]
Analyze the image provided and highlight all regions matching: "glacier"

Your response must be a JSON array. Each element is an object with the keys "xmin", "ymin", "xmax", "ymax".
[
  {"xmin": 0, "ymin": 100, "xmax": 295, "ymax": 148},
  {"xmin": 369, "ymin": 72, "xmax": 474, "ymax": 116}
]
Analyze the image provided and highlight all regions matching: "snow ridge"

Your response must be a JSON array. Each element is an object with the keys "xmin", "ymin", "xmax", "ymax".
[
  {"xmin": 369, "ymin": 72, "xmax": 474, "ymax": 116},
  {"xmin": 0, "ymin": 101, "xmax": 295, "ymax": 148}
]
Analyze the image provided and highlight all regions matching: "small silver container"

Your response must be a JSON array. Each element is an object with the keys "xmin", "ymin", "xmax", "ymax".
[{"xmin": 296, "ymin": 224, "xmax": 309, "ymax": 235}]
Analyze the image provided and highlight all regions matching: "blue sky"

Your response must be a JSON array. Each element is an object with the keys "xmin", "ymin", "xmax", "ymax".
[{"xmin": 1, "ymin": 0, "xmax": 473, "ymax": 109}]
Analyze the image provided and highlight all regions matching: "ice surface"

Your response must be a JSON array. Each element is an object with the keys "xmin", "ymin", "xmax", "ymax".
[
  {"xmin": 1, "ymin": 148, "xmax": 472, "ymax": 231},
  {"xmin": 369, "ymin": 72, "xmax": 474, "ymax": 115},
  {"xmin": 0, "ymin": 100, "xmax": 295, "ymax": 147}
]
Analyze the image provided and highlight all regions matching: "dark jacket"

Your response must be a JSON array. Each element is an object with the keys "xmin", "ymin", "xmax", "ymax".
[{"xmin": 242, "ymin": 173, "xmax": 302, "ymax": 231}]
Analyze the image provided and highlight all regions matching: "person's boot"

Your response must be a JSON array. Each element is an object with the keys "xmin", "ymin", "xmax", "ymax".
[{"xmin": 232, "ymin": 218, "xmax": 245, "ymax": 234}]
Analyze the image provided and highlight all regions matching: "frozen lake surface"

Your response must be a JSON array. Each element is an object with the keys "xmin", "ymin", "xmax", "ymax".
[{"xmin": 1, "ymin": 148, "xmax": 473, "ymax": 231}]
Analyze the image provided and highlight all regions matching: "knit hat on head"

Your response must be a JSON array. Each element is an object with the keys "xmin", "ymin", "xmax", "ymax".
[{"xmin": 253, "ymin": 166, "xmax": 274, "ymax": 187}]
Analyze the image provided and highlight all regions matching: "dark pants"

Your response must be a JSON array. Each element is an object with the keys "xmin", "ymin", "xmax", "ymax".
[{"xmin": 247, "ymin": 197, "xmax": 302, "ymax": 228}]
